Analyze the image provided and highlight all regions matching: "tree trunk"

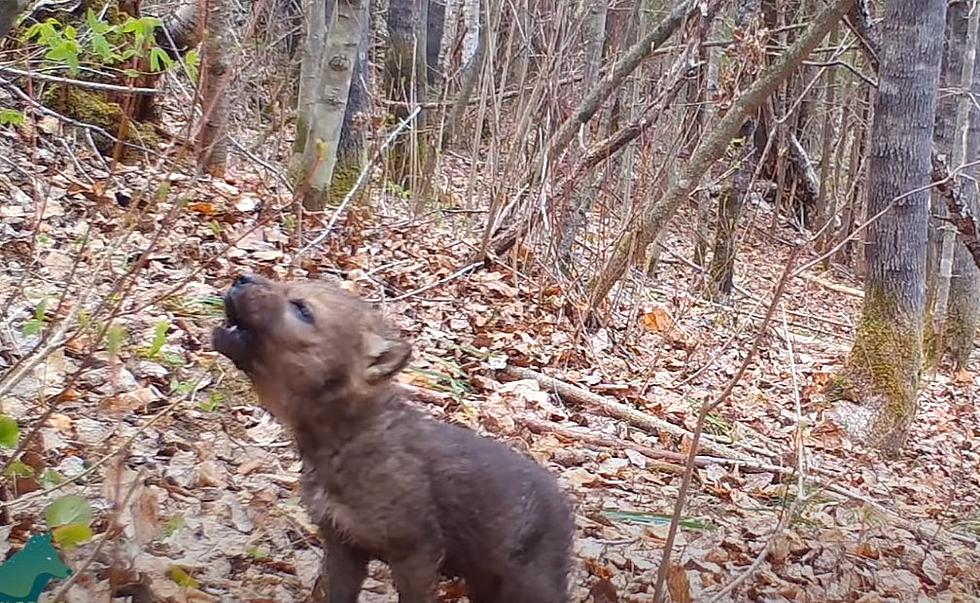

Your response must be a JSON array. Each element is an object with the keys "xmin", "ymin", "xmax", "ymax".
[
  {"xmin": 444, "ymin": 0, "xmax": 484, "ymax": 147},
  {"xmin": 945, "ymin": 4, "xmax": 980, "ymax": 371},
  {"xmin": 707, "ymin": 0, "xmax": 763, "ymax": 302},
  {"xmin": 0, "ymin": 0, "xmax": 27, "ymax": 38},
  {"xmin": 930, "ymin": 2, "xmax": 980, "ymax": 368},
  {"xmin": 588, "ymin": 0, "xmax": 857, "ymax": 312},
  {"xmin": 693, "ymin": 29, "xmax": 722, "ymax": 267},
  {"xmin": 292, "ymin": 0, "xmax": 366, "ymax": 210},
  {"xmin": 925, "ymin": 3, "xmax": 967, "ymax": 348},
  {"xmin": 825, "ymin": 0, "xmax": 946, "ymax": 456},
  {"xmin": 197, "ymin": 0, "xmax": 231, "ymax": 177},
  {"xmin": 330, "ymin": 0, "xmax": 372, "ymax": 205},
  {"xmin": 814, "ymin": 24, "xmax": 840, "ymax": 256},
  {"xmin": 385, "ymin": 0, "xmax": 430, "ymax": 190},
  {"xmin": 553, "ymin": 0, "xmax": 609, "ymax": 271}
]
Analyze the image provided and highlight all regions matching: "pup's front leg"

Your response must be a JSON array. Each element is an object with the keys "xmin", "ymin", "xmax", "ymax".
[
  {"xmin": 312, "ymin": 533, "xmax": 369, "ymax": 603},
  {"xmin": 389, "ymin": 546, "xmax": 442, "ymax": 603}
]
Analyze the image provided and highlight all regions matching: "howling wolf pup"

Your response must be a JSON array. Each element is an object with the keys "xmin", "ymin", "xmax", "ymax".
[{"xmin": 212, "ymin": 274, "xmax": 574, "ymax": 603}]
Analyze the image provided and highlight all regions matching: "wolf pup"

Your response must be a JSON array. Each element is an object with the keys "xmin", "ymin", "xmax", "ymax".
[{"xmin": 212, "ymin": 274, "xmax": 574, "ymax": 603}]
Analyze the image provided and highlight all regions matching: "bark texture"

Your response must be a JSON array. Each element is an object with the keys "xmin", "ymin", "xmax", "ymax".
[
  {"xmin": 945, "ymin": 3, "xmax": 980, "ymax": 370},
  {"xmin": 385, "ymin": 0, "xmax": 429, "ymax": 188},
  {"xmin": 293, "ymin": 0, "xmax": 366, "ymax": 209},
  {"xmin": 826, "ymin": 0, "xmax": 946, "ymax": 456},
  {"xmin": 198, "ymin": 0, "xmax": 231, "ymax": 176},
  {"xmin": 707, "ymin": 0, "xmax": 763, "ymax": 302}
]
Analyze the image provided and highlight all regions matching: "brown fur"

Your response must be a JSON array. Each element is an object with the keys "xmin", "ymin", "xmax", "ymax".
[{"xmin": 212, "ymin": 274, "xmax": 574, "ymax": 603}]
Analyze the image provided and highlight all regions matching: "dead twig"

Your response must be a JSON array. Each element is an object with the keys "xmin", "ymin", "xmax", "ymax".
[
  {"xmin": 500, "ymin": 366, "xmax": 749, "ymax": 460},
  {"xmin": 652, "ymin": 246, "xmax": 799, "ymax": 603}
]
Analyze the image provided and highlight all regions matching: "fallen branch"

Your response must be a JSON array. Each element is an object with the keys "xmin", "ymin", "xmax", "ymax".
[{"xmin": 500, "ymin": 366, "xmax": 748, "ymax": 460}]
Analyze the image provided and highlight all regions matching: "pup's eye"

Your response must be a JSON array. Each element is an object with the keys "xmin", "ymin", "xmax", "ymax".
[{"xmin": 290, "ymin": 300, "xmax": 315, "ymax": 324}]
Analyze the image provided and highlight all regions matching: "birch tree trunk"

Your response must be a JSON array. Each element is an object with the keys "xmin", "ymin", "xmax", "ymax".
[
  {"xmin": 292, "ymin": 0, "xmax": 366, "ymax": 210},
  {"xmin": 331, "ymin": 0, "xmax": 371, "ymax": 204},
  {"xmin": 444, "ymin": 0, "xmax": 483, "ymax": 147},
  {"xmin": 824, "ymin": 0, "xmax": 946, "ymax": 456},
  {"xmin": 588, "ymin": 0, "xmax": 857, "ymax": 311}
]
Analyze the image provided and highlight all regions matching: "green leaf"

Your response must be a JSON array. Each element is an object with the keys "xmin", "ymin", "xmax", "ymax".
[
  {"xmin": 90, "ymin": 32, "xmax": 114, "ymax": 61},
  {"xmin": 107, "ymin": 323, "xmax": 127, "ymax": 357},
  {"xmin": 198, "ymin": 391, "xmax": 224, "ymax": 412},
  {"xmin": 0, "ymin": 109, "xmax": 26, "ymax": 126},
  {"xmin": 246, "ymin": 546, "xmax": 269, "ymax": 560},
  {"xmin": 22, "ymin": 318, "xmax": 43, "ymax": 337},
  {"xmin": 149, "ymin": 47, "xmax": 173, "ymax": 72},
  {"xmin": 0, "ymin": 415, "xmax": 20, "ymax": 448},
  {"xmin": 46, "ymin": 495, "xmax": 94, "ymax": 528},
  {"xmin": 42, "ymin": 469, "xmax": 66, "ymax": 488},
  {"xmin": 184, "ymin": 49, "xmax": 200, "ymax": 81},
  {"xmin": 147, "ymin": 320, "xmax": 170, "ymax": 358},
  {"xmin": 53, "ymin": 522, "xmax": 93, "ymax": 550},
  {"xmin": 3, "ymin": 461, "xmax": 34, "ymax": 478},
  {"xmin": 602, "ymin": 509, "xmax": 712, "ymax": 531},
  {"xmin": 168, "ymin": 565, "xmax": 199, "ymax": 589},
  {"xmin": 164, "ymin": 514, "xmax": 186, "ymax": 536},
  {"xmin": 34, "ymin": 297, "xmax": 49, "ymax": 321}
]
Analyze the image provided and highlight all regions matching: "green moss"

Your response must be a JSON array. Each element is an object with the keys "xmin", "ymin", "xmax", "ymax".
[
  {"xmin": 43, "ymin": 85, "xmax": 158, "ymax": 161},
  {"xmin": 833, "ymin": 292, "xmax": 923, "ymax": 455},
  {"xmin": 328, "ymin": 155, "xmax": 362, "ymax": 206}
]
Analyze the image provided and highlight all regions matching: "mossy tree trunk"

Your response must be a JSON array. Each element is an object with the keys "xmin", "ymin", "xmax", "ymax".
[{"xmin": 828, "ymin": 0, "xmax": 946, "ymax": 456}]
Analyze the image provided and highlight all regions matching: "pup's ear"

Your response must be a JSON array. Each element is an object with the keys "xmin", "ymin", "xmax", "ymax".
[{"xmin": 363, "ymin": 331, "xmax": 412, "ymax": 384}]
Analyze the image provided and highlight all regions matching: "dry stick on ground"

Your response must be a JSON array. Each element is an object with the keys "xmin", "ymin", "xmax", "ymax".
[
  {"xmin": 500, "ymin": 366, "xmax": 748, "ymax": 460},
  {"xmin": 517, "ymin": 416, "xmax": 687, "ymax": 474},
  {"xmin": 651, "ymin": 246, "xmax": 799, "ymax": 603}
]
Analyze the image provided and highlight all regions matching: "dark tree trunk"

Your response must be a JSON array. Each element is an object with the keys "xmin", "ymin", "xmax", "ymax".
[
  {"xmin": 385, "ymin": 0, "xmax": 429, "ymax": 189},
  {"xmin": 826, "ymin": 0, "xmax": 946, "ymax": 456},
  {"xmin": 706, "ymin": 0, "xmax": 762, "ymax": 302}
]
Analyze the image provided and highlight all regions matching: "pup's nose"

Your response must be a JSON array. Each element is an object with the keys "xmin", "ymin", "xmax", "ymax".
[{"xmin": 233, "ymin": 274, "xmax": 257, "ymax": 288}]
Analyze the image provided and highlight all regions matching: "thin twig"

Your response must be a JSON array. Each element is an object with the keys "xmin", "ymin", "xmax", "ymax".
[{"xmin": 652, "ymin": 246, "xmax": 800, "ymax": 603}]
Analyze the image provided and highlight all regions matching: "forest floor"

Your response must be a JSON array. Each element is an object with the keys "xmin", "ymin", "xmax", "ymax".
[{"xmin": 2, "ymin": 88, "xmax": 980, "ymax": 602}]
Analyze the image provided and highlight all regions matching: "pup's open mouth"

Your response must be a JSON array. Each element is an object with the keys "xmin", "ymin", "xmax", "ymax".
[{"xmin": 212, "ymin": 293, "xmax": 254, "ymax": 369}]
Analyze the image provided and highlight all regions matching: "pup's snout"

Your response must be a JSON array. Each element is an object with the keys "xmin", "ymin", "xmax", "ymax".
[{"xmin": 233, "ymin": 273, "xmax": 258, "ymax": 289}]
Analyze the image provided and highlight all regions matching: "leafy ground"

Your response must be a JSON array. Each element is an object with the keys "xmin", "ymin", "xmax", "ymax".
[{"xmin": 2, "ymin": 80, "xmax": 980, "ymax": 603}]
